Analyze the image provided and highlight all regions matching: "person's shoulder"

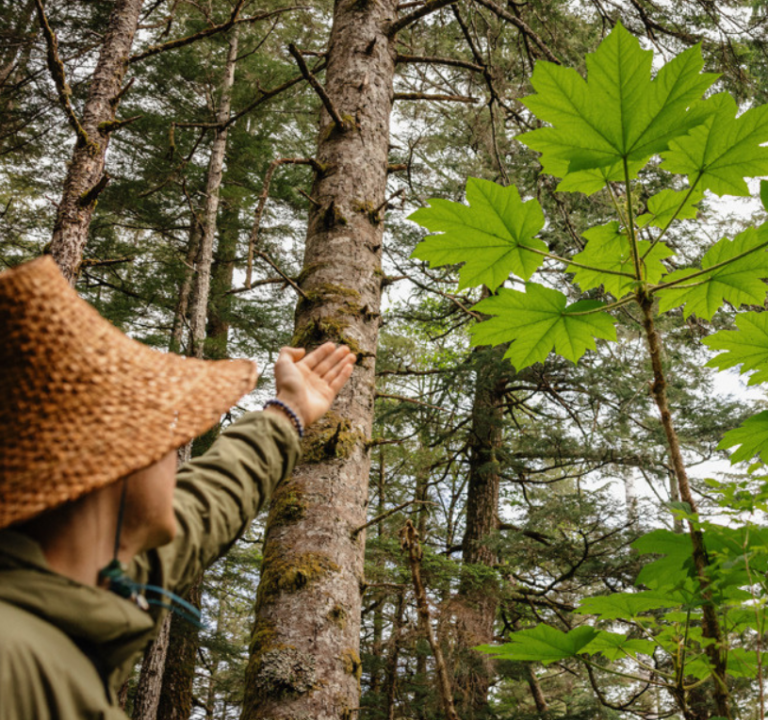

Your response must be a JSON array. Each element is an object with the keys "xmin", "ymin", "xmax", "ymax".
[{"xmin": 0, "ymin": 601, "xmax": 120, "ymax": 719}]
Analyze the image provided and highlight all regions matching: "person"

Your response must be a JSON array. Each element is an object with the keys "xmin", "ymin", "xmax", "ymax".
[{"xmin": 0, "ymin": 256, "xmax": 356, "ymax": 719}]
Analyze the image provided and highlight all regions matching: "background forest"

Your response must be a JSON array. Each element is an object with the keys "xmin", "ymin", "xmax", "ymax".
[{"xmin": 3, "ymin": 0, "xmax": 768, "ymax": 718}]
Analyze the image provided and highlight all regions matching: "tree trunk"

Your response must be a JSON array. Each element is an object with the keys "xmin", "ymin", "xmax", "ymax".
[
  {"xmin": 169, "ymin": 223, "xmax": 201, "ymax": 355},
  {"xmin": 132, "ymin": 613, "xmax": 172, "ymax": 720},
  {"xmin": 454, "ymin": 343, "xmax": 505, "ymax": 718},
  {"xmin": 156, "ymin": 576, "xmax": 203, "ymax": 720},
  {"xmin": 49, "ymin": 0, "xmax": 145, "ymax": 284},
  {"xmin": 189, "ymin": 26, "xmax": 239, "ymax": 359},
  {"xmin": 240, "ymin": 1, "xmax": 396, "ymax": 717}
]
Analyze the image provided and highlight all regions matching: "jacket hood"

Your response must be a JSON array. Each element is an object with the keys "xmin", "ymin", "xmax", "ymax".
[{"xmin": 0, "ymin": 530, "xmax": 156, "ymax": 677}]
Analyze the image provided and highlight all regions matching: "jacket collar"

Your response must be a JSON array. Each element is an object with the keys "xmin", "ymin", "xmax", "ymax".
[{"xmin": 0, "ymin": 530, "xmax": 155, "ymax": 673}]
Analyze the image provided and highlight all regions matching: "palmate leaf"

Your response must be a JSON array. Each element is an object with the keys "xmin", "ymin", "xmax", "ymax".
[
  {"xmin": 557, "ymin": 159, "xmax": 645, "ymax": 195},
  {"xmin": 471, "ymin": 283, "xmax": 617, "ymax": 369},
  {"xmin": 632, "ymin": 529, "xmax": 695, "ymax": 590},
  {"xmin": 521, "ymin": 22, "xmax": 717, "ymax": 177},
  {"xmin": 409, "ymin": 178, "xmax": 546, "ymax": 290},
  {"xmin": 661, "ymin": 93, "xmax": 768, "ymax": 196},
  {"xmin": 576, "ymin": 590, "xmax": 688, "ymax": 620},
  {"xmin": 718, "ymin": 411, "xmax": 768, "ymax": 465},
  {"xmin": 581, "ymin": 631, "xmax": 656, "ymax": 661},
  {"xmin": 476, "ymin": 625, "xmax": 598, "ymax": 665},
  {"xmin": 636, "ymin": 187, "xmax": 704, "ymax": 228},
  {"xmin": 656, "ymin": 227, "xmax": 768, "ymax": 319},
  {"xmin": 704, "ymin": 312, "xmax": 768, "ymax": 385},
  {"xmin": 568, "ymin": 222, "xmax": 672, "ymax": 297}
]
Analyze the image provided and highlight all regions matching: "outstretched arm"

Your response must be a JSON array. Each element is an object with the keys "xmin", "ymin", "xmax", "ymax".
[{"xmin": 134, "ymin": 344, "xmax": 356, "ymax": 597}]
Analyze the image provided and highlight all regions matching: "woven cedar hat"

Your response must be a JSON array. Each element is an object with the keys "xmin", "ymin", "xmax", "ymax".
[{"xmin": 0, "ymin": 257, "xmax": 259, "ymax": 530}]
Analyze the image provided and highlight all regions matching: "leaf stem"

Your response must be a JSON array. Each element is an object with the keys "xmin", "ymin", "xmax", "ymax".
[
  {"xmin": 641, "ymin": 173, "xmax": 703, "ymax": 261},
  {"xmin": 623, "ymin": 158, "xmax": 643, "ymax": 283},
  {"xmin": 521, "ymin": 245, "xmax": 636, "ymax": 278},
  {"xmin": 565, "ymin": 295, "xmax": 637, "ymax": 317},
  {"xmin": 580, "ymin": 657, "xmax": 669, "ymax": 688},
  {"xmin": 650, "ymin": 236, "xmax": 768, "ymax": 294}
]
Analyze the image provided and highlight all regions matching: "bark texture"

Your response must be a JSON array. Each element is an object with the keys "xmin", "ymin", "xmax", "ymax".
[
  {"xmin": 48, "ymin": 0, "xmax": 145, "ymax": 284},
  {"xmin": 241, "ymin": 1, "xmax": 397, "ymax": 716}
]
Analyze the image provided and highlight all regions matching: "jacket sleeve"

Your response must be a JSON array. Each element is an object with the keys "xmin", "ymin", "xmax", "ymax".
[{"xmin": 132, "ymin": 411, "xmax": 301, "ymax": 597}]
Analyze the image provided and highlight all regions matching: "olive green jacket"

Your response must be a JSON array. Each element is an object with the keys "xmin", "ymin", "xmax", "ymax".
[{"xmin": 0, "ymin": 412, "xmax": 300, "ymax": 720}]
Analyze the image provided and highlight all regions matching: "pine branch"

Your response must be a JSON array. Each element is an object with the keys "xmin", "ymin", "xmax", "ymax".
[{"xmin": 34, "ymin": 0, "xmax": 89, "ymax": 148}]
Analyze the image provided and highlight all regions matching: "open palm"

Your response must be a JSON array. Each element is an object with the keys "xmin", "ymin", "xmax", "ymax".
[{"xmin": 273, "ymin": 343, "xmax": 356, "ymax": 428}]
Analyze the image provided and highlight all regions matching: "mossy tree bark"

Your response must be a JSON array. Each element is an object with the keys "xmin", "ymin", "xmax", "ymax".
[
  {"xmin": 48, "ymin": 0, "xmax": 145, "ymax": 284},
  {"xmin": 240, "ymin": 0, "xmax": 397, "ymax": 716}
]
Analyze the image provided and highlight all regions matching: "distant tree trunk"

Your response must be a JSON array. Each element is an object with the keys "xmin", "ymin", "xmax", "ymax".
[
  {"xmin": 384, "ymin": 593, "xmax": 405, "ymax": 720},
  {"xmin": 455, "ymin": 342, "xmax": 505, "ymax": 719},
  {"xmin": 156, "ymin": 577, "xmax": 203, "ymax": 720},
  {"xmin": 48, "ymin": 0, "xmax": 145, "ymax": 284},
  {"xmin": 206, "ymin": 206, "xmax": 238, "ymax": 359},
  {"xmin": 189, "ymin": 26, "xmax": 239, "ymax": 358},
  {"xmin": 132, "ymin": 614, "xmax": 172, "ymax": 720},
  {"xmin": 240, "ymin": 0, "xmax": 396, "ymax": 717}
]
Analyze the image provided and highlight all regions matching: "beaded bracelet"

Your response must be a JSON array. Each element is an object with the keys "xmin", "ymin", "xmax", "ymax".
[{"xmin": 264, "ymin": 398, "xmax": 305, "ymax": 439}]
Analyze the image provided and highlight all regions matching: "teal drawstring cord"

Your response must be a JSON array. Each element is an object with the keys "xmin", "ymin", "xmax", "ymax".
[{"xmin": 98, "ymin": 479, "xmax": 204, "ymax": 629}]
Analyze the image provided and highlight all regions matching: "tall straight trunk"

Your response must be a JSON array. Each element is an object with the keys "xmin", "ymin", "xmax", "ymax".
[
  {"xmin": 169, "ymin": 223, "xmax": 201, "ymax": 355},
  {"xmin": 241, "ymin": 1, "xmax": 397, "ymax": 717},
  {"xmin": 189, "ymin": 26, "xmax": 239, "ymax": 358},
  {"xmin": 49, "ymin": 0, "xmax": 145, "ymax": 284},
  {"xmin": 454, "ymin": 343, "xmax": 505, "ymax": 717}
]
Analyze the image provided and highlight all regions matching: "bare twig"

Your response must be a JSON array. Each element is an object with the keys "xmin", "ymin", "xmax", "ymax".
[
  {"xmin": 394, "ymin": 92, "xmax": 478, "ymax": 103},
  {"xmin": 376, "ymin": 392, "xmax": 448, "ymax": 412},
  {"xmin": 130, "ymin": 3, "xmax": 308, "ymax": 63},
  {"xmin": 352, "ymin": 500, "xmax": 437, "ymax": 537},
  {"xmin": 246, "ymin": 157, "xmax": 319, "ymax": 287},
  {"xmin": 388, "ymin": 0, "xmax": 459, "ymax": 36},
  {"xmin": 288, "ymin": 43, "xmax": 345, "ymax": 129},
  {"xmin": 396, "ymin": 53, "xmax": 484, "ymax": 72}
]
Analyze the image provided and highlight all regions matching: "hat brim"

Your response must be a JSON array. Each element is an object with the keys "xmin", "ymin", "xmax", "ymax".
[{"xmin": 0, "ymin": 258, "xmax": 258, "ymax": 529}]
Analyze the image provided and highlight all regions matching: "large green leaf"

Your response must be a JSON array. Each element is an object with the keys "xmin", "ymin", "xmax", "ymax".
[
  {"xmin": 655, "ymin": 227, "xmax": 768, "ymax": 319},
  {"xmin": 521, "ymin": 22, "xmax": 717, "ymax": 177},
  {"xmin": 636, "ymin": 187, "xmax": 703, "ymax": 228},
  {"xmin": 581, "ymin": 631, "xmax": 656, "ymax": 660},
  {"xmin": 409, "ymin": 178, "xmax": 546, "ymax": 290},
  {"xmin": 718, "ymin": 411, "xmax": 768, "ymax": 465},
  {"xmin": 704, "ymin": 312, "xmax": 768, "ymax": 385},
  {"xmin": 476, "ymin": 625, "xmax": 598, "ymax": 665},
  {"xmin": 632, "ymin": 529, "xmax": 695, "ymax": 589},
  {"xmin": 471, "ymin": 283, "xmax": 617, "ymax": 369},
  {"xmin": 568, "ymin": 222, "xmax": 672, "ymax": 297},
  {"xmin": 577, "ymin": 590, "xmax": 686, "ymax": 620},
  {"xmin": 661, "ymin": 93, "xmax": 768, "ymax": 196}
]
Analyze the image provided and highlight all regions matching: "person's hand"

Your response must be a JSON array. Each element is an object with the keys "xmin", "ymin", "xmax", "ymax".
[{"xmin": 267, "ymin": 342, "xmax": 356, "ymax": 429}]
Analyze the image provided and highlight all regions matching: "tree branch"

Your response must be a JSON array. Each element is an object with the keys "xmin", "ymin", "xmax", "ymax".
[
  {"xmin": 394, "ymin": 92, "xmax": 478, "ymax": 103},
  {"xmin": 472, "ymin": 0, "xmax": 561, "ymax": 64},
  {"xmin": 34, "ymin": 0, "xmax": 90, "ymax": 148},
  {"xmin": 288, "ymin": 43, "xmax": 345, "ymax": 129},
  {"xmin": 388, "ymin": 0, "xmax": 459, "ymax": 36},
  {"xmin": 396, "ymin": 53, "xmax": 484, "ymax": 72}
]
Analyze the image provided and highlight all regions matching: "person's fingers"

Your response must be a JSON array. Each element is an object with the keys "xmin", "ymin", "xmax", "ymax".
[
  {"xmin": 328, "ymin": 360, "xmax": 355, "ymax": 392},
  {"xmin": 276, "ymin": 346, "xmax": 306, "ymax": 366},
  {"xmin": 323, "ymin": 353, "xmax": 354, "ymax": 383},
  {"xmin": 315, "ymin": 345, "xmax": 351, "ymax": 377},
  {"xmin": 301, "ymin": 341, "xmax": 336, "ymax": 369}
]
